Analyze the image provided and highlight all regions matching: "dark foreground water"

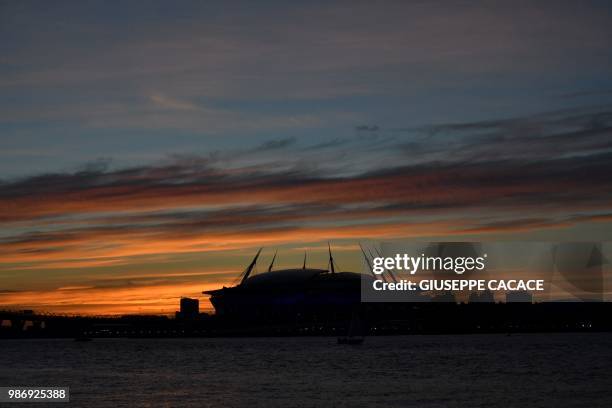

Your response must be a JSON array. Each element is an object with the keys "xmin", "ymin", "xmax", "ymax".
[{"xmin": 1, "ymin": 334, "xmax": 612, "ymax": 407}]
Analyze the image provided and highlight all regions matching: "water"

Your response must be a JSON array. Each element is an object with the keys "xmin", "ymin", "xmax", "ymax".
[{"xmin": 1, "ymin": 334, "xmax": 611, "ymax": 407}]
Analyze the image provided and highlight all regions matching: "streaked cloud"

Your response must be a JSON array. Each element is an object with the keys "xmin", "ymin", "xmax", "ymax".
[{"xmin": 1, "ymin": 108, "xmax": 611, "ymax": 275}]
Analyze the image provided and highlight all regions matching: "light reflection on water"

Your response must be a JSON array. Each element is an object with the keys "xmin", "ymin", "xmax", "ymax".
[{"xmin": 1, "ymin": 334, "xmax": 612, "ymax": 407}]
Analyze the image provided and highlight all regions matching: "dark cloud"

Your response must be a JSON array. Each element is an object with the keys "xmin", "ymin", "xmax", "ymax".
[
  {"xmin": 303, "ymin": 137, "xmax": 350, "ymax": 151},
  {"xmin": 252, "ymin": 137, "xmax": 297, "ymax": 152},
  {"xmin": 1, "ymin": 107, "xmax": 612, "ymax": 263},
  {"xmin": 460, "ymin": 218, "xmax": 569, "ymax": 233},
  {"xmin": 1, "ymin": 115, "xmax": 612, "ymax": 222},
  {"xmin": 396, "ymin": 107, "xmax": 612, "ymax": 163},
  {"xmin": 1, "ymin": 150, "xmax": 612, "ymax": 244}
]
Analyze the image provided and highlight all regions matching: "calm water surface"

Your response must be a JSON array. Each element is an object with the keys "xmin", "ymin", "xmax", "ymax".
[{"xmin": 2, "ymin": 333, "xmax": 611, "ymax": 407}]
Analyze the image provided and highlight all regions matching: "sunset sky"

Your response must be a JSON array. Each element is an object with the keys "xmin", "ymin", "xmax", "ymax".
[{"xmin": 1, "ymin": 0, "xmax": 612, "ymax": 314}]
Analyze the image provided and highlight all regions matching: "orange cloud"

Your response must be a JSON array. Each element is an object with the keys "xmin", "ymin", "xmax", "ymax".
[{"xmin": 0, "ymin": 281, "xmax": 223, "ymax": 315}]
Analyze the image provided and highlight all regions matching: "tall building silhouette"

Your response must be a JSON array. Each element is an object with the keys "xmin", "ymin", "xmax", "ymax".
[{"xmin": 177, "ymin": 297, "xmax": 199, "ymax": 319}]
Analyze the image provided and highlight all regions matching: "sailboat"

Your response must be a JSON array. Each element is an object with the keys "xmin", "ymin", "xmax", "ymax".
[{"xmin": 338, "ymin": 310, "xmax": 365, "ymax": 345}]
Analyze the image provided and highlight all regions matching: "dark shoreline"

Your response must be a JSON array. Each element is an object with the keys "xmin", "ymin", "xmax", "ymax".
[{"xmin": 3, "ymin": 302, "xmax": 612, "ymax": 339}]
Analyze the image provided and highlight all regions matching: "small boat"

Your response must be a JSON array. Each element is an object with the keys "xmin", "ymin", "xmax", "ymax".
[{"xmin": 337, "ymin": 310, "xmax": 365, "ymax": 345}]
